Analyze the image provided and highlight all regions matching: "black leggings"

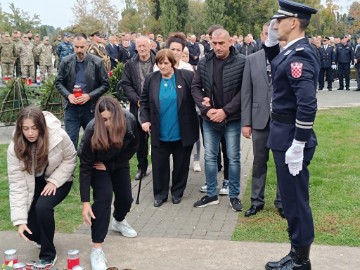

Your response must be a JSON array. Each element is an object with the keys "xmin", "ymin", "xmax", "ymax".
[
  {"xmin": 90, "ymin": 166, "xmax": 133, "ymax": 243},
  {"xmin": 25, "ymin": 175, "xmax": 72, "ymax": 262}
]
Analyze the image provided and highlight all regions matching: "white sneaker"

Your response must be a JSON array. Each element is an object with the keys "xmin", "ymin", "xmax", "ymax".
[
  {"xmin": 219, "ymin": 180, "xmax": 229, "ymax": 195},
  {"xmin": 112, "ymin": 218, "xmax": 137, "ymax": 238},
  {"xmin": 193, "ymin": 161, "xmax": 202, "ymax": 172},
  {"xmin": 199, "ymin": 184, "xmax": 207, "ymax": 193},
  {"xmin": 199, "ymin": 184, "xmax": 219, "ymax": 193},
  {"xmin": 91, "ymin": 248, "xmax": 107, "ymax": 270}
]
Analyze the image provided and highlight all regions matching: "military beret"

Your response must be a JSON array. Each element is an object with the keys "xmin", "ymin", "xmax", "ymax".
[
  {"xmin": 63, "ymin": 32, "xmax": 71, "ymax": 37},
  {"xmin": 90, "ymin": 31, "xmax": 100, "ymax": 37},
  {"xmin": 272, "ymin": 0, "xmax": 318, "ymax": 20}
]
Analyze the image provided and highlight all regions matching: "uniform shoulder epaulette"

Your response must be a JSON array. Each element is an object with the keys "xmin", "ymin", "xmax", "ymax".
[{"xmin": 296, "ymin": 47, "xmax": 304, "ymax": 52}]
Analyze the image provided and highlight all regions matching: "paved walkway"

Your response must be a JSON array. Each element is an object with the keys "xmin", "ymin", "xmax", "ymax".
[{"xmin": 1, "ymin": 81, "xmax": 360, "ymax": 269}]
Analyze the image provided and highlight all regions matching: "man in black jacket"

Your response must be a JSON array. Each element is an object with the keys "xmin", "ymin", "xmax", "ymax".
[
  {"xmin": 191, "ymin": 28, "xmax": 245, "ymax": 211},
  {"xmin": 55, "ymin": 32, "xmax": 109, "ymax": 148},
  {"xmin": 121, "ymin": 36, "xmax": 156, "ymax": 180}
]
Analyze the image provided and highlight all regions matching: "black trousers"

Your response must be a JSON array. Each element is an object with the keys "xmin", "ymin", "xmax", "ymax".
[
  {"xmin": 91, "ymin": 166, "xmax": 133, "ymax": 243},
  {"xmin": 137, "ymin": 123, "xmax": 149, "ymax": 173},
  {"xmin": 319, "ymin": 67, "xmax": 333, "ymax": 89},
  {"xmin": 25, "ymin": 176, "xmax": 72, "ymax": 262},
  {"xmin": 151, "ymin": 140, "xmax": 193, "ymax": 200},
  {"xmin": 272, "ymin": 147, "xmax": 316, "ymax": 248},
  {"xmin": 338, "ymin": 63, "xmax": 350, "ymax": 88}
]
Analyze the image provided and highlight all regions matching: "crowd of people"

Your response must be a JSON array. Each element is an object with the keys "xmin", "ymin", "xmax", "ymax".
[{"xmin": 4, "ymin": 0, "xmax": 360, "ymax": 269}]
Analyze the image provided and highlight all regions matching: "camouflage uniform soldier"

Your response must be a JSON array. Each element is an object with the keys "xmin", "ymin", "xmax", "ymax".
[
  {"xmin": 33, "ymin": 33, "xmax": 41, "ymax": 77},
  {"xmin": 0, "ymin": 32, "xmax": 16, "ymax": 80},
  {"xmin": 53, "ymin": 35, "xmax": 62, "ymax": 69},
  {"xmin": 12, "ymin": 30, "xmax": 22, "ymax": 77},
  {"xmin": 17, "ymin": 34, "xmax": 35, "ymax": 80},
  {"xmin": 56, "ymin": 32, "xmax": 73, "ymax": 64},
  {"xmin": 36, "ymin": 36, "xmax": 53, "ymax": 81},
  {"xmin": 88, "ymin": 31, "xmax": 111, "ymax": 72}
]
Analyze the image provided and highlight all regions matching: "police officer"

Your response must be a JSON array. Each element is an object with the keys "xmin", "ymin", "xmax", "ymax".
[
  {"xmin": 56, "ymin": 33, "xmax": 74, "ymax": 64},
  {"xmin": 336, "ymin": 36, "xmax": 354, "ymax": 90},
  {"xmin": 318, "ymin": 36, "xmax": 336, "ymax": 91},
  {"xmin": 263, "ymin": 0, "xmax": 319, "ymax": 269}
]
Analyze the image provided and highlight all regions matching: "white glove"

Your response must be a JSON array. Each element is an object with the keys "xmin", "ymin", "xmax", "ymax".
[
  {"xmin": 350, "ymin": 64, "xmax": 354, "ymax": 68},
  {"xmin": 265, "ymin": 19, "xmax": 279, "ymax": 47},
  {"xmin": 285, "ymin": 140, "xmax": 305, "ymax": 176},
  {"xmin": 331, "ymin": 64, "xmax": 337, "ymax": 70}
]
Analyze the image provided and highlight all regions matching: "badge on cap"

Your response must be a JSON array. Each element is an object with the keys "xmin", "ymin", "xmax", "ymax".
[{"xmin": 291, "ymin": 62, "xmax": 303, "ymax": 78}]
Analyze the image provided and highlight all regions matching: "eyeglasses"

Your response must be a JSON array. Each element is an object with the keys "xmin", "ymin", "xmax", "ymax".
[{"xmin": 23, "ymin": 36, "xmax": 28, "ymax": 38}]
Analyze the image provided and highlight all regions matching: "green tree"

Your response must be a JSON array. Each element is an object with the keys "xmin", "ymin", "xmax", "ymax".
[
  {"xmin": 72, "ymin": 0, "xmax": 119, "ymax": 34},
  {"xmin": 175, "ymin": 0, "xmax": 189, "ymax": 32},
  {"xmin": 3, "ymin": 3, "xmax": 41, "ymax": 33},
  {"xmin": 185, "ymin": 0, "xmax": 207, "ymax": 35},
  {"xmin": 205, "ymin": 0, "xmax": 225, "ymax": 26},
  {"xmin": 158, "ymin": 0, "xmax": 189, "ymax": 35},
  {"xmin": 348, "ymin": 1, "xmax": 360, "ymax": 37}
]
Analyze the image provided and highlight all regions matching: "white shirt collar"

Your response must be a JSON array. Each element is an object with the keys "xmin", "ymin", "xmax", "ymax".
[{"xmin": 283, "ymin": 37, "xmax": 305, "ymax": 50}]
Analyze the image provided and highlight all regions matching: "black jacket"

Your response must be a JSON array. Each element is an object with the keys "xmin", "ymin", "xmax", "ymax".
[
  {"xmin": 140, "ymin": 68, "xmax": 199, "ymax": 147},
  {"xmin": 191, "ymin": 47, "xmax": 246, "ymax": 122},
  {"xmin": 121, "ymin": 51, "xmax": 157, "ymax": 120},
  {"xmin": 238, "ymin": 42, "xmax": 258, "ymax": 56},
  {"xmin": 78, "ymin": 109, "xmax": 138, "ymax": 202},
  {"xmin": 355, "ymin": 46, "xmax": 360, "ymax": 68},
  {"xmin": 55, "ymin": 53, "xmax": 109, "ymax": 112}
]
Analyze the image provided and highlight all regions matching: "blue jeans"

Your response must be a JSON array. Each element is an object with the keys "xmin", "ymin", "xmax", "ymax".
[
  {"xmin": 202, "ymin": 120, "xmax": 241, "ymax": 198},
  {"xmin": 64, "ymin": 103, "xmax": 94, "ymax": 148}
]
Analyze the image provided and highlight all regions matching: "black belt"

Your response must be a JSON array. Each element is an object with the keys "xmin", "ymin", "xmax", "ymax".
[{"xmin": 271, "ymin": 112, "xmax": 295, "ymax": 124}]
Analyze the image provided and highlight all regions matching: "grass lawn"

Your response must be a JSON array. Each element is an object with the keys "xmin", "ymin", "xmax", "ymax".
[
  {"xmin": 0, "ymin": 144, "xmax": 139, "ymax": 233},
  {"xmin": 233, "ymin": 107, "xmax": 360, "ymax": 247}
]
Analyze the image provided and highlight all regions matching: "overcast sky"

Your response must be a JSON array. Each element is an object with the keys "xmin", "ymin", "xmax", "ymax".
[{"xmin": 1, "ymin": 0, "xmax": 355, "ymax": 29}]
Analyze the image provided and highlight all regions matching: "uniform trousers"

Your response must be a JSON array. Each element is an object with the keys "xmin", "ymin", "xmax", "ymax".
[
  {"xmin": 251, "ymin": 125, "xmax": 282, "ymax": 208},
  {"xmin": 21, "ymin": 64, "xmax": 35, "ymax": 80},
  {"xmin": 151, "ymin": 140, "xmax": 193, "ymax": 200},
  {"xmin": 318, "ymin": 67, "xmax": 333, "ymax": 89},
  {"xmin": 272, "ymin": 147, "xmax": 316, "ymax": 248},
  {"xmin": 40, "ymin": 65, "xmax": 53, "ymax": 81},
  {"xmin": 338, "ymin": 63, "xmax": 350, "ymax": 88},
  {"xmin": 90, "ymin": 167, "xmax": 133, "ymax": 243},
  {"xmin": 1, "ymin": 63, "xmax": 14, "ymax": 77},
  {"xmin": 24, "ymin": 175, "xmax": 72, "ymax": 262}
]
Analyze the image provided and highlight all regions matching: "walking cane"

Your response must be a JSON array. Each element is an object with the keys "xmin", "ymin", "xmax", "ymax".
[{"xmin": 136, "ymin": 133, "xmax": 149, "ymax": 204}]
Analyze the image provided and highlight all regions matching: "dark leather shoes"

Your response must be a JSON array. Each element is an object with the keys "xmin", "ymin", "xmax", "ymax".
[
  {"xmin": 135, "ymin": 169, "xmax": 146, "ymax": 180},
  {"xmin": 277, "ymin": 207, "xmax": 286, "ymax": 218},
  {"xmin": 265, "ymin": 247, "xmax": 295, "ymax": 269},
  {"xmin": 172, "ymin": 196, "xmax": 182, "ymax": 204},
  {"xmin": 244, "ymin": 205, "xmax": 264, "ymax": 217},
  {"xmin": 154, "ymin": 198, "xmax": 167, "ymax": 207}
]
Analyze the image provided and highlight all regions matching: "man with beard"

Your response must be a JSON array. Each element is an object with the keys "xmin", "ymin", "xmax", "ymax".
[{"xmin": 55, "ymin": 32, "xmax": 109, "ymax": 148}]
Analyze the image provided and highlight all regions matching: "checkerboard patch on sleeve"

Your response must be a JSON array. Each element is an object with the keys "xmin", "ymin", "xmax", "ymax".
[{"xmin": 291, "ymin": 62, "xmax": 303, "ymax": 78}]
